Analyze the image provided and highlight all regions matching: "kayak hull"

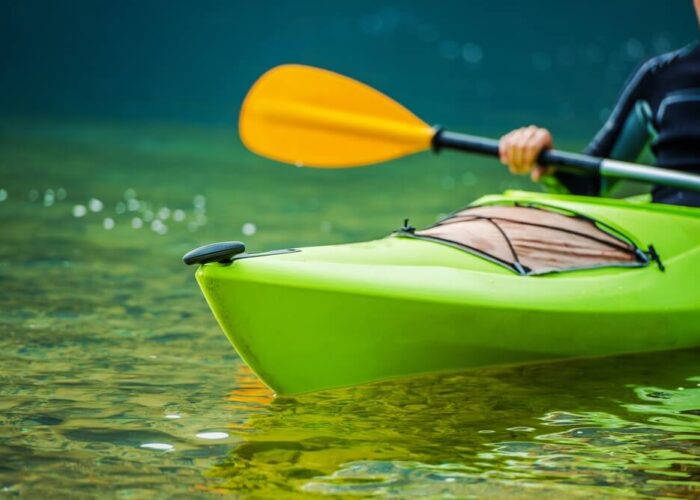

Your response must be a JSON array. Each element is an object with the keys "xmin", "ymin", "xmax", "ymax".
[{"xmin": 194, "ymin": 191, "xmax": 700, "ymax": 395}]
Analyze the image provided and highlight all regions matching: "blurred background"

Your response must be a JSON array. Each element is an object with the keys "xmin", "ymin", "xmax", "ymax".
[
  {"xmin": 3, "ymin": 1, "xmax": 698, "ymax": 133},
  {"xmin": 1, "ymin": 2, "xmax": 699, "ymax": 497},
  {"xmin": 2, "ymin": 0, "xmax": 697, "ymax": 247}
]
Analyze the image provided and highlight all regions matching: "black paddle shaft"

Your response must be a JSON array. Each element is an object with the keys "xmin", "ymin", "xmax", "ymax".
[{"xmin": 432, "ymin": 129, "xmax": 601, "ymax": 174}]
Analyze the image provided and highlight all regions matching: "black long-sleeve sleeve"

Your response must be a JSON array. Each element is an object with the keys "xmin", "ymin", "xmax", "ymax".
[
  {"xmin": 550, "ymin": 41, "xmax": 700, "ymax": 205},
  {"xmin": 554, "ymin": 59, "xmax": 654, "ymax": 195}
]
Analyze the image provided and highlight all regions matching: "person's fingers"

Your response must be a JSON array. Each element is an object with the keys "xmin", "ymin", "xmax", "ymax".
[
  {"xmin": 512, "ymin": 126, "xmax": 538, "ymax": 174},
  {"xmin": 524, "ymin": 128, "xmax": 550, "ymax": 168},
  {"xmin": 500, "ymin": 126, "xmax": 554, "ymax": 176},
  {"xmin": 499, "ymin": 132, "xmax": 518, "ymax": 173},
  {"xmin": 498, "ymin": 131, "xmax": 513, "ymax": 164}
]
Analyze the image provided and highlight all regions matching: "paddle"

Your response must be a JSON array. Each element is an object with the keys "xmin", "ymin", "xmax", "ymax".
[{"xmin": 239, "ymin": 64, "xmax": 700, "ymax": 193}]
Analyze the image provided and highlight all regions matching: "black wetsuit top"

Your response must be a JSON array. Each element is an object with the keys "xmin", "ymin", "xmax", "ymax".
[{"xmin": 556, "ymin": 40, "xmax": 700, "ymax": 207}]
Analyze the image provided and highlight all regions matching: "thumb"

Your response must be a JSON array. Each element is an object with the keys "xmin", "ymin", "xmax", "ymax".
[{"xmin": 531, "ymin": 166, "xmax": 553, "ymax": 182}]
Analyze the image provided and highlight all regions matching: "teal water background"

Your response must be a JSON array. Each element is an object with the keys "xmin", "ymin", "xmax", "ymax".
[{"xmin": 2, "ymin": 1, "xmax": 700, "ymax": 497}]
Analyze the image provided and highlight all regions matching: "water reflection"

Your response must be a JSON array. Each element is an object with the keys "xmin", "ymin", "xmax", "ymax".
[{"xmin": 209, "ymin": 350, "xmax": 700, "ymax": 497}]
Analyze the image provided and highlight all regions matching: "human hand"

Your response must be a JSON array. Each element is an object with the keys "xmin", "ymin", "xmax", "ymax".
[{"xmin": 499, "ymin": 126, "xmax": 554, "ymax": 182}]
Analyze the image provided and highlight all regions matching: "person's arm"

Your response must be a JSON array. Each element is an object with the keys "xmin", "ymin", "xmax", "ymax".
[
  {"xmin": 499, "ymin": 59, "xmax": 655, "ymax": 194},
  {"xmin": 555, "ymin": 59, "xmax": 655, "ymax": 195}
]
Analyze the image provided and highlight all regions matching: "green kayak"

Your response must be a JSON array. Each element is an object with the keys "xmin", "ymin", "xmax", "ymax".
[{"xmin": 187, "ymin": 190, "xmax": 700, "ymax": 395}]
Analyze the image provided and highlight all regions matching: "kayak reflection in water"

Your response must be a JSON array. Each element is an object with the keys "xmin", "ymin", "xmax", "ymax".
[{"xmin": 499, "ymin": 0, "xmax": 700, "ymax": 207}]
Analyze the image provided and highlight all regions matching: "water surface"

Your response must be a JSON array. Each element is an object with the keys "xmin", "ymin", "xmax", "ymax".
[{"xmin": 1, "ymin": 121, "xmax": 699, "ymax": 497}]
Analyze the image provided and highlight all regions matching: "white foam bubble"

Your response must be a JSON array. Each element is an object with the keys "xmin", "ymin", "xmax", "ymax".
[
  {"xmin": 43, "ymin": 189, "xmax": 55, "ymax": 207},
  {"xmin": 196, "ymin": 432, "xmax": 228, "ymax": 440},
  {"xmin": 103, "ymin": 217, "xmax": 115, "ymax": 230},
  {"xmin": 127, "ymin": 198, "xmax": 140, "ymax": 211},
  {"xmin": 88, "ymin": 198, "xmax": 104, "ymax": 213},
  {"xmin": 140, "ymin": 443, "xmax": 173, "ymax": 451},
  {"xmin": 242, "ymin": 222, "xmax": 257, "ymax": 236},
  {"xmin": 72, "ymin": 205, "xmax": 87, "ymax": 218},
  {"xmin": 0, "ymin": 189, "xmax": 6, "ymax": 202},
  {"xmin": 173, "ymin": 209, "xmax": 186, "ymax": 222},
  {"xmin": 151, "ymin": 219, "xmax": 168, "ymax": 235},
  {"xmin": 193, "ymin": 194, "xmax": 206, "ymax": 210},
  {"xmin": 157, "ymin": 207, "xmax": 171, "ymax": 220},
  {"xmin": 131, "ymin": 217, "xmax": 143, "ymax": 229}
]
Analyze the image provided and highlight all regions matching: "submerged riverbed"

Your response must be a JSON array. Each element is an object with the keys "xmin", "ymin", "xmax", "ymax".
[{"xmin": 1, "ymin": 121, "xmax": 699, "ymax": 497}]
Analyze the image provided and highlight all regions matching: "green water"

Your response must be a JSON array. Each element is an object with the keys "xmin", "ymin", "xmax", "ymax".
[{"xmin": 1, "ymin": 120, "xmax": 699, "ymax": 498}]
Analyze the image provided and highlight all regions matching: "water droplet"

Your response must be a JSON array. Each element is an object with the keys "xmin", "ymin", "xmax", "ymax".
[
  {"xmin": 477, "ymin": 429, "xmax": 495, "ymax": 434},
  {"xmin": 165, "ymin": 414, "xmax": 181, "ymax": 420},
  {"xmin": 196, "ymin": 432, "xmax": 228, "ymax": 440},
  {"xmin": 173, "ymin": 209, "xmax": 186, "ymax": 222},
  {"xmin": 115, "ymin": 201, "xmax": 126, "ymax": 214},
  {"xmin": 56, "ymin": 187, "xmax": 67, "ymax": 200},
  {"xmin": 124, "ymin": 188, "xmax": 136, "ymax": 200},
  {"xmin": 140, "ymin": 443, "xmax": 173, "ymax": 451},
  {"xmin": 0, "ymin": 189, "xmax": 8, "ymax": 202},
  {"xmin": 28, "ymin": 189, "xmax": 39, "ymax": 202},
  {"xmin": 131, "ymin": 217, "xmax": 143, "ymax": 229},
  {"xmin": 462, "ymin": 43, "xmax": 483, "ymax": 64},
  {"xmin": 72, "ymin": 205, "xmax": 87, "ymax": 218},
  {"xmin": 295, "ymin": 160, "xmax": 304, "ymax": 168},
  {"xmin": 242, "ymin": 222, "xmax": 257, "ymax": 236},
  {"xmin": 142, "ymin": 210, "xmax": 154, "ymax": 222},
  {"xmin": 151, "ymin": 219, "xmax": 168, "ymax": 235},
  {"xmin": 88, "ymin": 198, "xmax": 103, "ymax": 213},
  {"xmin": 103, "ymin": 217, "xmax": 115, "ymax": 230},
  {"xmin": 193, "ymin": 195, "xmax": 206, "ymax": 210},
  {"xmin": 127, "ymin": 198, "xmax": 140, "ymax": 211},
  {"xmin": 157, "ymin": 207, "xmax": 171, "ymax": 220},
  {"xmin": 43, "ymin": 189, "xmax": 55, "ymax": 207}
]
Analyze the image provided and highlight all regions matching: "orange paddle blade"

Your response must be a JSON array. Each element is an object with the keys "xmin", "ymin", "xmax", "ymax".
[{"xmin": 239, "ymin": 64, "xmax": 435, "ymax": 168}]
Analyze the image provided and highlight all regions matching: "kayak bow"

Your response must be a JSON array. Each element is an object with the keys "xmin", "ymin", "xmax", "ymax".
[{"xmin": 187, "ymin": 191, "xmax": 700, "ymax": 395}]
